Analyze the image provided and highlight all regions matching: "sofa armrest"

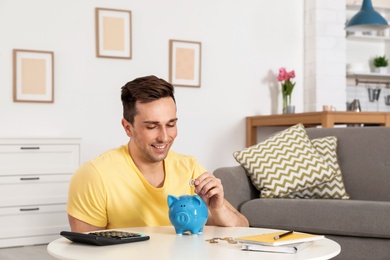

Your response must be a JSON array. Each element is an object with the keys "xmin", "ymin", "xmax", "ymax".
[{"xmin": 213, "ymin": 166, "xmax": 259, "ymax": 210}]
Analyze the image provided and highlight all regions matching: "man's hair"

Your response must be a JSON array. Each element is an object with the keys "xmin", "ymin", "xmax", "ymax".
[{"xmin": 121, "ymin": 75, "xmax": 175, "ymax": 124}]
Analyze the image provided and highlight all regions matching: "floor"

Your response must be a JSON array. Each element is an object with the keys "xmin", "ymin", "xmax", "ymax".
[{"xmin": 0, "ymin": 244, "xmax": 55, "ymax": 260}]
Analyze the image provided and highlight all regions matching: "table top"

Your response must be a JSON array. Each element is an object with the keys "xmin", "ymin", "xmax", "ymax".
[{"xmin": 47, "ymin": 226, "xmax": 340, "ymax": 260}]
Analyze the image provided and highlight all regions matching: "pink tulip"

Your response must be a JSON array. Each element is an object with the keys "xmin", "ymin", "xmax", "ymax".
[
  {"xmin": 277, "ymin": 68, "xmax": 287, "ymax": 81},
  {"xmin": 277, "ymin": 67, "xmax": 296, "ymax": 96},
  {"xmin": 287, "ymin": 70, "xmax": 295, "ymax": 79},
  {"xmin": 278, "ymin": 68, "xmax": 295, "ymax": 81}
]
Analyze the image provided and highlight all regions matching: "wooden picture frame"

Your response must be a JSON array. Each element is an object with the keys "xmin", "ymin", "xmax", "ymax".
[
  {"xmin": 169, "ymin": 40, "xmax": 202, "ymax": 88},
  {"xmin": 96, "ymin": 8, "xmax": 132, "ymax": 59},
  {"xmin": 13, "ymin": 49, "xmax": 54, "ymax": 103}
]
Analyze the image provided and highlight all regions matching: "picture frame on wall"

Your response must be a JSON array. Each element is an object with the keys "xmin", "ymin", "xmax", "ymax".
[
  {"xmin": 13, "ymin": 49, "xmax": 54, "ymax": 103},
  {"xmin": 96, "ymin": 8, "xmax": 132, "ymax": 59},
  {"xmin": 169, "ymin": 40, "xmax": 202, "ymax": 88}
]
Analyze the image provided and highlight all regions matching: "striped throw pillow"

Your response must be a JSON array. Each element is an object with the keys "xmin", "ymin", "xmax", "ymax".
[
  {"xmin": 233, "ymin": 124, "xmax": 336, "ymax": 198},
  {"xmin": 286, "ymin": 136, "xmax": 350, "ymax": 199}
]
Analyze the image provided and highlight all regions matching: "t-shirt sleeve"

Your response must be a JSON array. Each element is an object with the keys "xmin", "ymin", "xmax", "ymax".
[{"xmin": 67, "ymin": 162, "xmax": 108, "ymax": 228}]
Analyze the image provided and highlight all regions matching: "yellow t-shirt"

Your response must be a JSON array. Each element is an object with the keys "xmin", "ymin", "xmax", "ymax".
[{"xmin": 67, "ymin": 145, "xmax": 206, "ymax": 229}]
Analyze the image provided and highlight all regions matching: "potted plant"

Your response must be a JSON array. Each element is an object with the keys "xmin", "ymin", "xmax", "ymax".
[{"xmin": 373, "ymin": 55, "xmax": 388, "ymax": 74}]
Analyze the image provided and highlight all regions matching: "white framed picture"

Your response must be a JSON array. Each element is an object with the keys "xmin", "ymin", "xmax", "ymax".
[
  {"xmin": 169, "ymin": 40, "xmax": 202, "ymax": 88},
  {"xmin": 13, "ymin": 49, "xmax": 54, "ymax": 103},
  {"xmin": 96, "ymin": 8, "xmax": 132, "ymax": 59}
]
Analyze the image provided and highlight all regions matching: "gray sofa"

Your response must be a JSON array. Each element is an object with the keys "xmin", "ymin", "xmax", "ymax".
[{"xmin": 214, "ymin": 127, "xmax": 390, "ymax": 260}]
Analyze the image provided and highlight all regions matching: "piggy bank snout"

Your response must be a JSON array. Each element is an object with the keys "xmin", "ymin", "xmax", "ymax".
[{"xmin": 175, "ymin": 212, "xmax": 190, "ymax": 224}]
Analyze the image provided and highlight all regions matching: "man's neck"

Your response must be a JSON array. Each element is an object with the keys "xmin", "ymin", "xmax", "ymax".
[
  {"xmin": 128, "ymin": 145, "xmax": 166, "ymax": 188},
  {"xmin": 138, "ymin": 162, "xmax": 165, "ymax": 188}
]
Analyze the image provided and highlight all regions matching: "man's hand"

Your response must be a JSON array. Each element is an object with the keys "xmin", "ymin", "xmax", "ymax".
[
  {"xmin": 194, "ymin": 172, "xmax": 224, "ymax": 210},
  {"xmin": 194, "ymin": 172, "xmax": 249, "ymax": 227}
]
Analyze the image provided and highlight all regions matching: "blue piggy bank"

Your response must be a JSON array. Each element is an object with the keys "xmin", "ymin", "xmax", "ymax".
[{"xmin": 167, "ymin": 195, "xmax": 208, "ymax": 235}]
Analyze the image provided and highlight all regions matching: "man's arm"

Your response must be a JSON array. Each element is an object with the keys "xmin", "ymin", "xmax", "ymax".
[
  {"xmin": 206, "ymin": 199, "xmax": 249, "ymax": 227},
  {"xmin": 68, "ymin": 214, "xmax": 106, "ymax": 232},
  {"xmin": 195, "ymin": 172, "xmax": 249, "ymax": 227}
]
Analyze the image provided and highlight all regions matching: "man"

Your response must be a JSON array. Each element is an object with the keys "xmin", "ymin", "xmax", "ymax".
[{"xmin": 67, "ymin": 75, "xmax": 248, "ymax": 232}]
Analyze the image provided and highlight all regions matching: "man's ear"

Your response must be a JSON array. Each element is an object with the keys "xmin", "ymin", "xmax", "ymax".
[{"xmin": 121, "ymin": 118, "xmax": 133, "ymax": 137}]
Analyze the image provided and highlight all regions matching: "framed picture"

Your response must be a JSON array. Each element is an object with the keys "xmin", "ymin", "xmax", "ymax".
[
  {"xmin": 96, "ymin": 8, "xmax": 132, "ymax": 59},
  {"xmin": 13, "ymin": 49, "xmax": 54, "ymax": 103},
  {"xmin": 169, "ymin": 40, "xmax": 202, "ymax": 88}
]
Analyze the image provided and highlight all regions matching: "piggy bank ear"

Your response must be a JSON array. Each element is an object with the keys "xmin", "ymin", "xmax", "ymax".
[
  {"xmin": 192, "ymin": 195, "xmax": 203, "ymax": 205},
  {"xmin": 167, "ymin": 195, "xmax": 179, "ymax": 207}
]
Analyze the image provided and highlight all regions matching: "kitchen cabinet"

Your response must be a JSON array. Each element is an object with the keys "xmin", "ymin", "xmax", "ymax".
[
  {"xmin": 346, "ymin": 33, "xmax": 390, "ymax": 85},
  {"xmin": 346, "ymin": 1, "xmax": 390, "ymax": 84},
  {"xmin": 0, "ymin": 138, "xmax": 81, "ymax": 248},
  {"xmin": 345, "ymin": 1, "xmax": 390, "ymax": 111}
]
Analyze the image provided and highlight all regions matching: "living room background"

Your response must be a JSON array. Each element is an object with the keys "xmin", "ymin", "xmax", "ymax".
[{"xmin": 0, "ymin": 0, "xmax": 304, "ymax": 171}]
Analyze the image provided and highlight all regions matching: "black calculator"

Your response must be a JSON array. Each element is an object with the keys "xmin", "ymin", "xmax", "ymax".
[{"xmin": 60, "ymin": 230, "xmax": 150, "ymax": 246}]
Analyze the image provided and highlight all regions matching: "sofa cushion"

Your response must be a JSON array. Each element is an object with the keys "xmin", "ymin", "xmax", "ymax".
[
  {"xmin": 305, "ymin": 127, "xmax": 390, "ymax": 201},
  {"xmin": 240, "ymin": 198, "xmax": 390, "ymax": 239},
  {"xmin": 286, "ymin": 136, "xmax": 350, "ymax": 199},
  {"xmin": 233, "ymin": 124, "xmax": 335, "ymax": 198}
]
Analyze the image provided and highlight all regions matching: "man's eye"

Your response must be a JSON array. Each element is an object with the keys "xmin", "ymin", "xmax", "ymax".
[
  {"xmin": 167, "ymin": 124, "xmax": 176, "ymax": 128},
  {"xmin": 146, "ymin": 126, "xmax": 156, "ymax": 130}
]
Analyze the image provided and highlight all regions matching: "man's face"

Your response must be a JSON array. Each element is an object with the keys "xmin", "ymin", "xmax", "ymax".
[{"xmin": 124, "ymin": 97, "xmax": 178, "ymax": 164}]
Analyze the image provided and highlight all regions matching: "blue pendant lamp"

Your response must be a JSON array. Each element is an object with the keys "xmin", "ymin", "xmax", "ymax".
[{"xmin": 345, "ymin": 0, "xmax": 389, "ymax": 32}]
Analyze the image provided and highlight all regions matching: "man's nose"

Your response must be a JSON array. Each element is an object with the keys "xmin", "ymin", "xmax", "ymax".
[{"xmin": 157, "ymin": 127, "xmax": 168, "ymax": 141}]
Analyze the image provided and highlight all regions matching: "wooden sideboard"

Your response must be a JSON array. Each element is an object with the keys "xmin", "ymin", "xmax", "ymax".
[{"xmin": 246, "ymin": 111, "xmax": 390, "ymax": 147}]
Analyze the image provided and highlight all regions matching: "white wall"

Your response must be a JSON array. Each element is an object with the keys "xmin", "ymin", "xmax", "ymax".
[
  {"xmin": 304, "ymin": 0, "xmax": 347, "ymax": 112},
  {"xmin": 0, "ymin": 0, "xmax": 304, "ymax": 171}
]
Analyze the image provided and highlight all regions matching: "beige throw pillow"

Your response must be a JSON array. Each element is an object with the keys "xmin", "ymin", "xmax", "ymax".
[
  {"xmin": 233, "ymin": 124, "xmax": 336, "ymax": 198},
  {"xmin": 286, "ymin": 136, "xmax": 350, "ymax": 199}
]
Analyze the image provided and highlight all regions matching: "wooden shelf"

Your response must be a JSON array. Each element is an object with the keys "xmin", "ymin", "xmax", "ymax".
[
  {"xmin": 346, "ymin": 4, "xmax": 390, "ymax": 13},
  {"xmin": 346, "ymin": 35, "xmax": 390, "ymax": 42},
  {"xmin": 246, "ymin": 111, "xmax": 390, "ymax": 147},
  {"xmin": 347, "ymin": 73, "xmax": 390, "ymax": 87},
  {"xmin": 347, "ymin": 72, "xmax": 390, "ymax": 80}
]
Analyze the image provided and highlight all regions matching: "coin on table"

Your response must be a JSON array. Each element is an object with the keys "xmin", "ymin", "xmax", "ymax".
[{"xmin": 189, "ymin": 178, "xmax": 196, "ymax": 187}]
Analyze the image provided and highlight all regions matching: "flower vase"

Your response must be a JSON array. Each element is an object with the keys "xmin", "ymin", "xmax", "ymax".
[{"xmin": 283, "ymin": 94, "xmax": 295, "ymax": 114}]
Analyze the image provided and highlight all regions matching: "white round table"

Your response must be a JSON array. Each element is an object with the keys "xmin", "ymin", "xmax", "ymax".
[{"xmin": 48, "ymin": 226, "xmax": 340, "ymax": 260}]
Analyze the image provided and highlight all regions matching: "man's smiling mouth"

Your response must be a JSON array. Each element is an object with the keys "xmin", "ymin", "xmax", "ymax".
[{"xmin": 153, "ymin": 144, "xmax": 167, "ymax": 149}]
